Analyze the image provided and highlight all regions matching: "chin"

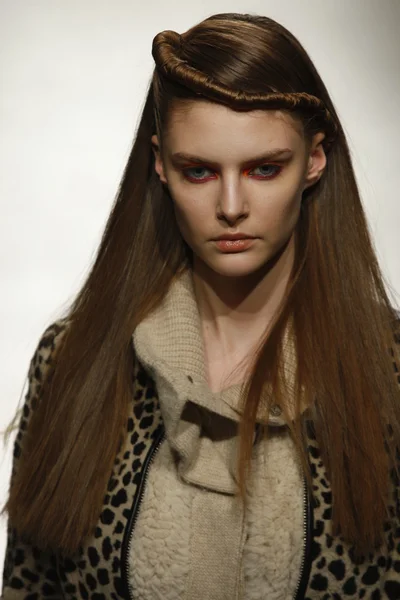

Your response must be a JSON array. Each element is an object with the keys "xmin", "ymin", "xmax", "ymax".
[{"xmin": 203, "ymin": 255, "xmax": 270, "ymax": 279}]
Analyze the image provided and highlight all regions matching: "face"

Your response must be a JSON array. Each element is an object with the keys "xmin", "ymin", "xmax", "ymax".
[{"xmin": 152, "ymin": 100, "xmax": 326, "ymax": 280}]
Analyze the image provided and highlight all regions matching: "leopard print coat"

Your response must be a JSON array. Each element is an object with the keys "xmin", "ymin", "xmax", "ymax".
[{"xmin": 2, "ymin": 318, "xmax": 400, "ymax": 599}]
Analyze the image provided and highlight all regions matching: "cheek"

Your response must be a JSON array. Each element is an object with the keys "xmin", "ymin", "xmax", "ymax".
[
  {"xmin": 170, "ymin": 196, "xmax": 206, "ymax": 246},
  {"xmin": 169, "ymin": 185, "xmax": 209, "ymax": 235},
  {"xmin": 257, "ymin": 189, "xmax": 302, "ymax": 239},
  {"xmin": 269, "ymin": 193, "xmax": 302, "ymax": 223}
]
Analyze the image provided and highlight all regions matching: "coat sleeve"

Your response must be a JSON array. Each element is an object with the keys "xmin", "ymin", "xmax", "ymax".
[{"xmin": 1, "ymin": 319, "xmax": 70, "ymax": 599}]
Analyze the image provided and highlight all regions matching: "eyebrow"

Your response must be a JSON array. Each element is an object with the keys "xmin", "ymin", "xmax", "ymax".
[{"xmin": 170, "ymin": 148, "xmax": 294, "ymax": 167}]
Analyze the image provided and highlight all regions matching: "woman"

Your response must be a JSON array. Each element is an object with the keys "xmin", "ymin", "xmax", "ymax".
[{"xmin": 2, "ymin": 11, "xmax": 400, "ymax": 600}]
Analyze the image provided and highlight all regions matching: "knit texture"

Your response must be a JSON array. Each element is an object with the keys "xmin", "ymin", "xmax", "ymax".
[{"xmin": 130, "ymin": 268, "xmax": 304, "ymax": 599}]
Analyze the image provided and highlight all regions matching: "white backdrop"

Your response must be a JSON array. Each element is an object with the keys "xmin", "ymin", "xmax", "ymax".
[{"xmin": 1, "ymin": 0, "xmax": 399, "ymax": 586}]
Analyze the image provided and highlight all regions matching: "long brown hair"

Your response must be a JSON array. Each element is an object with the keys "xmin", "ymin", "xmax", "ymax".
[{"xmin": 3, "ymin": 12, "xmax": 400, "ymax": 558}]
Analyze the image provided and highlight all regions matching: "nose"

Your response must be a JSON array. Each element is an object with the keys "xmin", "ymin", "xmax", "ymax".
[{"xmin": 216, "ymin": 179, "xmax": 249, "ymax": 225}]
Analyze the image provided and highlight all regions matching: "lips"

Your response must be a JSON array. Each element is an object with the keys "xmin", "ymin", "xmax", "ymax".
[
  {"xmin": 214, "ymin": 238, "xmax": 255, "ymax": 252},
  {"xmin": 214, "ymin": 234, "xmax": 255, "ymax": 241}
]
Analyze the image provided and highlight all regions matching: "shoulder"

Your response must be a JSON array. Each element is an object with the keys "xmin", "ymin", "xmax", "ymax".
[
  {"xmin": 12, "ymin": 318, "xmax": 71, "ymax": 458},
  {"xmin": 25, "ymin": 318, "xmax": 71, "ymax": 406},
  {"xmin": 32, "ymin": 317, "xmax": 71, "ymax": 361}
]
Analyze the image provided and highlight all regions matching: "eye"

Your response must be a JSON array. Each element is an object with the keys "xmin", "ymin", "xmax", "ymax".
[
  {"xmin": 246, "ymin": 164, "xmax": 282, "ymax": 179},
  {"xmin": 183, "ymin": 166, "xmax": 215, "ymax": 182}
]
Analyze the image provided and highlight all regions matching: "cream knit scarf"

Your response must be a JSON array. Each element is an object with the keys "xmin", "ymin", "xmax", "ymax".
[{"xmin": 132, "ymin": 267, "xmax": 301, "ymax": 599}]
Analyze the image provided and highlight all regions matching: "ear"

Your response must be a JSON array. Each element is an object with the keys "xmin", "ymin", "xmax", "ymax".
[
  {"xmin": 151, "ymin": 135, "xmax": 168, "ymax": 184},
  {"xmin": 303, "ymin": 132, "xmax": 327, "ymax": 191}
]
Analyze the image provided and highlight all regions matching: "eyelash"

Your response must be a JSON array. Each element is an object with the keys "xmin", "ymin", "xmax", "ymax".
[{"xmin": 182, "ymin": 164, "xmax": 282, "ymax": 183}]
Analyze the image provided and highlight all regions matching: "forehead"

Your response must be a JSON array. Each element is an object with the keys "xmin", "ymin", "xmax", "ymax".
[{"xmin": 163, "ymin": 99, "xmax": 305, "ymax": 156}]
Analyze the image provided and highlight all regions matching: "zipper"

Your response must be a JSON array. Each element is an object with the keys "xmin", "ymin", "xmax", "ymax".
[
  {"xmin": 122, "ymin": 425, "xmax": 166, "ymax": 600},
  {"xmin": 293, "ymin": 474, "xmax": 312, "ymax": 600}
]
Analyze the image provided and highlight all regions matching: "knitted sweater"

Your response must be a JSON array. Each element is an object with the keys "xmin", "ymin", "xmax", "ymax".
[{"xmin": 130, "ymin": 267, "xmax": 305, "ymax": 599}]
